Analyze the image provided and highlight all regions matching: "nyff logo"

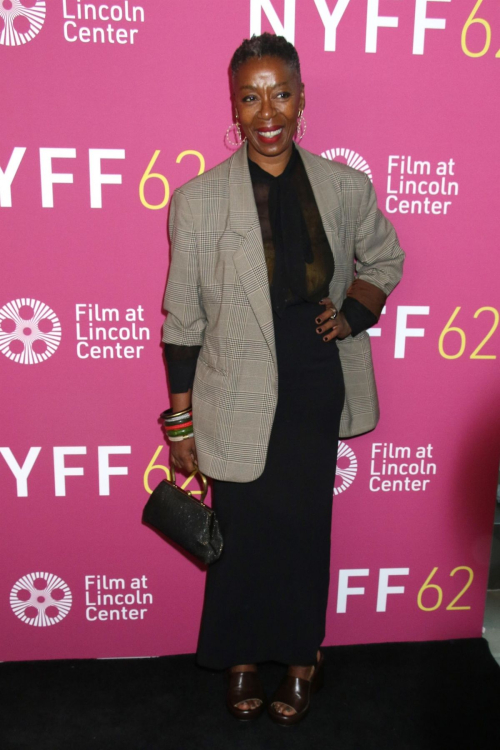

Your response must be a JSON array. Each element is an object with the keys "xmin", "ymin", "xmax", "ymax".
[
  {"xmin": 321, "ymin": 148, "xmax": 373, "ymax": 182},
  {"xmin": 0, "ymin": 298, "xmax": 62, "ymax": 364},
  {"xmin": 334, "ymin": 441, "xmax": 358, "ymax": 496},
  {"xmin": 11, "ymin": 573, "xmax": 72, "ymax": 626},
  {"xmin": 0, "ymin": 1, "xmax": 46, "ymax": 47}
]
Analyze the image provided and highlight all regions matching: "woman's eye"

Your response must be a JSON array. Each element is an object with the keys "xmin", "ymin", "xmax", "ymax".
[
  {"xmin": 276, "ymin": 91, "xmax": 291, "ymax": 99},
  {"xmin": 242, "ymin": 95, "xmax": 257, "ymax": 102}
]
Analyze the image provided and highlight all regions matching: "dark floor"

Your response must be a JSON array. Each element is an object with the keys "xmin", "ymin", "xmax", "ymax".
[{"xmin": 2, "ymin": 638, "xmax": 500, "ymax": 750}]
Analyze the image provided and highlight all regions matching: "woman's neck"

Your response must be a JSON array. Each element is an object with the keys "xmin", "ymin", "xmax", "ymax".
[{"xmin": 247, "ymin": 144, "xmax": 294, "ymax": 177}]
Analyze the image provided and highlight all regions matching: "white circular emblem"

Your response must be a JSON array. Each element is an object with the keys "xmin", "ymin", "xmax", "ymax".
[
  {"xmin": 0, "ymin": 298, "xmax": 61, "ymax": 364},
  {"xmin": 10, "ymin": 572, "xmax": 72, "ymax": 627},
  {"xmin": 334, "ymin": 441, "xmax": 358, "ymax": 496},
  {"xmin": 321, "ymin": 148, "xmax": 373, "ymax": 182},
  {"xmin": 0, "ymin": 0, "xmax": 46, "ymax": 47}
]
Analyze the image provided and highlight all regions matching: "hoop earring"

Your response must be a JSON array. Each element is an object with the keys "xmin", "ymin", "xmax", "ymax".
[
  {"xmin": 225, "ymin": 114, "xmax": 246, "ymax": 150},
  {"xmin": 295, "ymin": 110, "xmax": 307, "ymax": 143}
]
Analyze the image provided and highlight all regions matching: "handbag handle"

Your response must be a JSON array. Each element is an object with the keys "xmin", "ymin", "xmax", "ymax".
[{"xmin": 168, "ymin": 466, "xmax": 209, "ymax": 505}]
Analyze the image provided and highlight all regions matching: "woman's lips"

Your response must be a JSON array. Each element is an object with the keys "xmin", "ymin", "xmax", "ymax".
[{"xmin": 255, "ymin": 126, "xmax": 284, "ymax": 144}]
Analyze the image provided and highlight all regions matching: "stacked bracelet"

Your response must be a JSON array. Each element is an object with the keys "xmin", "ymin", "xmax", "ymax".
[{"xmin": 161, "ymin": 407, "xmax": 194, "ymax": 442}]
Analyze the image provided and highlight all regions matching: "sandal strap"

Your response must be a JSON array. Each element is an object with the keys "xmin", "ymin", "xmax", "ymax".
[
  {"xmin": 227, "ymin": 671, "xmax": 265, "ymax": 706},
  {"xmin": 271, "ymin": 674, "xmax": 311, "ymax": 714},
  {"xmin": 270, "ymin": 654, "xmax": 324, "ymax": 714}
]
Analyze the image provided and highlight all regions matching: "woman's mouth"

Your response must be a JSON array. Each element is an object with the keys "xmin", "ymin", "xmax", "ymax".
[{"xmin": 256, "ymin": 127, "xmax": 284, "ymax": 144}]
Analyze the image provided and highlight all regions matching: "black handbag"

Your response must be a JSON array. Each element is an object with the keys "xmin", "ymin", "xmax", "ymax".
[{"xmin": 142, "ymin": 467, "xmax": 223, "ymax": 565}]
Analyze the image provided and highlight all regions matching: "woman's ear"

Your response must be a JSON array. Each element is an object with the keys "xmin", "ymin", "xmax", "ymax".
[{"xmin": 299, "ymin": 82, "xmax": 306, "ymax": 112}]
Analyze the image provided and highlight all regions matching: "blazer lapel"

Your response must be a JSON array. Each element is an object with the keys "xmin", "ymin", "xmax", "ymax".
[
  {"xmin": 297, "ymin": 145, "xmax": 349, "ymax": 304},
  {"xmin": 296, "ymin": 145, "xmax": 342, "ymax": 253},
  {"xmin": 229, "ymin": 144, "xmax": 277, "ymax": 369}
]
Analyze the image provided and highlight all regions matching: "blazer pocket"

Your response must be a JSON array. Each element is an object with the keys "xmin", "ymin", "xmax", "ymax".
[
  {"xmin": 197, "ymin": 354, "xmax": 227, "ymax": 376},
  {"xmin": 198, "ymin": 332, "xmax": 227, "ymax": 375}
]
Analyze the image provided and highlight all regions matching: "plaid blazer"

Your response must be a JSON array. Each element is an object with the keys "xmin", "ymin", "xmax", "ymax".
[{"xmin": 162, "ymin": 144, "xmax": 404, "ymax": 482}]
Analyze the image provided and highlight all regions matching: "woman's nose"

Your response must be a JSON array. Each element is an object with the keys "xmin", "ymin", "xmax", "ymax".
[{"xmin": 258, "ymin": 97, "xmax": 275, "ymax": 120}]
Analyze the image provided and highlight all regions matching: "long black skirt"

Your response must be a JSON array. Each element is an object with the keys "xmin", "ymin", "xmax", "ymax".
[{"xmin": 196, "ymin": 300, "xmax": 345, "ymax": 669}]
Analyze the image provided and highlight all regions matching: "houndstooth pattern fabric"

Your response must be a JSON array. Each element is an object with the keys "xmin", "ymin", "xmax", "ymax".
[{"xmin": 162, "ymin": 144, "xmax": 404, "ymax": 482}]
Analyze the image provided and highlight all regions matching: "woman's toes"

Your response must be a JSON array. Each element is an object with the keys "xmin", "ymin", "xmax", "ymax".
[
  {"xmin": 246, "ymin": 699, "xmax": 261, "ymax": 709},
  {"xmin": 272, "ymin": 701, "xmax": 296, "ymax": 715},
  {"xmin": 235, "ymin": 699, "xmax": 262, "ymax": 710}
]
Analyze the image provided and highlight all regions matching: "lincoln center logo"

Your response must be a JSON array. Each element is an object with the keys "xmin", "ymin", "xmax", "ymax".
[
  {"xmin": 10, "ymin": 572, "xmax": 72, "ymax": 626},
  {"xmin": 334, "ymin": 441, "xmax": 358, "ymax": 496},
  {"xmin": 0, "ymin": 0, "xmax": 46, "ymax": 46},
  {"xmin": 0, "ymin": 298, "xmax": 62, "ymax": 364},
  {"xmin": 321, "ymin": 148, "xmax": 373, "ymax": 182}
]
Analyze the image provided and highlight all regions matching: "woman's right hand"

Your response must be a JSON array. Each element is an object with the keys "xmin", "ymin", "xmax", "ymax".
[{"xmin": 169, "ymin": 436, "xmax": 198, "ymax": 475}]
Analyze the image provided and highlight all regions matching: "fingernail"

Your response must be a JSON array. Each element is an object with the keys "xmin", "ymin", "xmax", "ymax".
[
  {"xmin": 317, "ymin": 327, "xmax": 322, "ymax": 333},
  {"xmin": 323, "ymin": 336, "xmax": 328, "ymax": 341},
  {"xmin": 316, "ymin": 317, "xmax": 321, "ymax": 323}
]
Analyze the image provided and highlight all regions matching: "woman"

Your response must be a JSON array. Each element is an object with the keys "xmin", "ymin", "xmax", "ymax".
[{"xmin": 162, "ymin": 33, "xmax": 404, "ymax": 725}]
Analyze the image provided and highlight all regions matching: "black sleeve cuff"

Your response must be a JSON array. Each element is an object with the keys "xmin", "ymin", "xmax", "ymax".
[
  {"xmin": 341, "ymin": 297, "xmax": 378, "ymax": 338},
  {"xmin": 164, "ymin": 344, "xmax": 201, "ymax": 393}
]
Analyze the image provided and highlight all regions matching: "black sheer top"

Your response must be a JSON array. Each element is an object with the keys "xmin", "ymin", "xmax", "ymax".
[
  {"xmin": 247, "ymin": 145, "xmax": 333, "ymax": 316},
  {"xmin": 165, "ymin": 147, "xmax": 376, "ymax": 393}
]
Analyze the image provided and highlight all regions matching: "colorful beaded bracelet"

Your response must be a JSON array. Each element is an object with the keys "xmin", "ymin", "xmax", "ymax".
[{"xmin": 161, "ymin": 407, "xmax": 194, "ymax": 442}]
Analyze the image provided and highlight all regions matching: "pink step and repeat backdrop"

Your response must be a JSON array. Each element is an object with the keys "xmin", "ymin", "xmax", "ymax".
[{"xmin": 1, "ymin": 0, "xmax": 499, "ymax": 662}]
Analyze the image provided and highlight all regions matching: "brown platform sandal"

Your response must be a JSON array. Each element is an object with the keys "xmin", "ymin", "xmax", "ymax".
[
  {"xmin": 225, "ymin": 669, "xmax": 266, "ymax": 721},
  {"xmin": 268, "ymin": 651, "xmax": 325, "ymax": 726}
]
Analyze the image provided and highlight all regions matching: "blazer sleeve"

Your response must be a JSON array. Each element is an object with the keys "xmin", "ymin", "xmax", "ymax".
[
  {"xmin": 345, "ymin": 174, "xmax": 405, "ymax": 320},
  {"xmin": 162, "ymin": 189, "xmax": 207, "ymax": 347}
]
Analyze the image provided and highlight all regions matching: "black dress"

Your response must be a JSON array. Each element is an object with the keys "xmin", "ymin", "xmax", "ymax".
[{"xmin": 165, "ymin": 147, "xmax": 375, "ymax": 670}]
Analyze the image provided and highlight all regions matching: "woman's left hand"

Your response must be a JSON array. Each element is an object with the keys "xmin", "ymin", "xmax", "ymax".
[{"xmin": 315, "ymin": 298, "xmax": 352, "ymax": 341}]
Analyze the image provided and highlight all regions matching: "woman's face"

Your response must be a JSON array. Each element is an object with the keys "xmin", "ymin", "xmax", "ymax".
[{"xmin": 233, "ymin": 55, "xmax": 305, "ymax": 174}]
